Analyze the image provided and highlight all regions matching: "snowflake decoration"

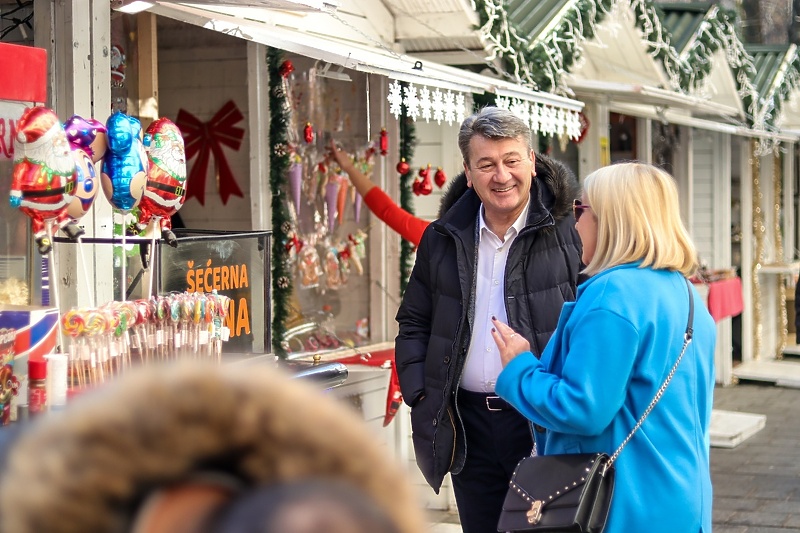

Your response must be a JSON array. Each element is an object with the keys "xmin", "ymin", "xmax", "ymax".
[
  {"xmin": 529, "ymin": 104, "xmax": 541, "ymax": 134},
  {"xmin": 566, "ymin": 111, "xmax": 582, "ymax": 141},
  {"xmin": 419, "ymin": 86, "xmax": 432, "ymax": 122},
  {"xmin": 443, "ymin": 91, "xmax": 456, "ymax": 125},
  {"xmin": 540, "ymin": 106, "xmax": 557, "ymax": 136},
  {"xmin": 403, "ymin": 84, "xmax": 421, "ymax": 120},
  {"xmin": 455, "ymin": 93, "xmax": 466, "ymax": 124},
  {"xmin": 387, "ymin": 80, "xmax": 403, "ymax": 119},
  {"xmin": 431, "ymin": 88, "xmax": 445, "ymax": 124}
]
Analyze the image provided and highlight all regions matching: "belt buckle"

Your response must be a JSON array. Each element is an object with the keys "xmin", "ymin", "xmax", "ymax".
[{"xmin": 485, "ymin": 395, "xmax": 503, "ymax": 411}]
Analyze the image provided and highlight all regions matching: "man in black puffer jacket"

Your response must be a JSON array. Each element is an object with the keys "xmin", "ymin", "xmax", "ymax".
[{"xmin": 395, "ymin": 107, "xmax": 582, "ymax": 533}]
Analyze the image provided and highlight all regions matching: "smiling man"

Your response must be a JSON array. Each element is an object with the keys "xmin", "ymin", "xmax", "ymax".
[{"xmin": 395, "ymin": 106, "xmax": 583, "ymax": 533}]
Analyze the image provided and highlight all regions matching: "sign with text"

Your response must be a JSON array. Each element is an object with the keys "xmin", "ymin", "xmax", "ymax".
[{"xmin": 160, "ymin": 230, "xmax": 270, "ymax": 355}]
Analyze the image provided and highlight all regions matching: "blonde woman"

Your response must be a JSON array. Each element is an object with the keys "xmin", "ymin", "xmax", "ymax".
[{"xmin": 492, "ymin": 163, "xmax": 716, "ymax": 533}]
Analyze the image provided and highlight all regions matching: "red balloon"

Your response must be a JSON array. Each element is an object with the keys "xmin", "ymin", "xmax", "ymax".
[
  {"xmin": 136, "ymin": 118, "xmax": 187, "ymax": 244},
  {"xmin": 10, "ymin": 107, "xmax": 80, "ymax": 254}
]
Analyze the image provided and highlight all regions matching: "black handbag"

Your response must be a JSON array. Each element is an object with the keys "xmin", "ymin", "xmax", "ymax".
[{"xmin": 497, "ymin": 279, "xmax": 695, "ymax": 533}]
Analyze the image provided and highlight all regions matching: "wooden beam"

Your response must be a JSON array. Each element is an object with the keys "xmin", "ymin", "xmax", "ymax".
[{"xmin": 137, "ymin": 11, "xmax": 158, "ymax": 129}]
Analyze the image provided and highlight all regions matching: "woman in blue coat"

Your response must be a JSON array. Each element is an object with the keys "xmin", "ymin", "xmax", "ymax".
[{"xmin": 492, "ymin": 162, "xmax": 716, "ymax": 533}]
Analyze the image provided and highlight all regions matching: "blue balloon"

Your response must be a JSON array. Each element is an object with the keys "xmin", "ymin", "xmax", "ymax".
[{"xmin": 101, "ymin": 112, "xmax": 147, "ymax": 212}]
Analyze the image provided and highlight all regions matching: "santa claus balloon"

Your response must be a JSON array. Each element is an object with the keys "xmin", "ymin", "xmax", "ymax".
[
  {"xmin": 9, "ymin": 107, "xmax": 83, "ymax": 254},
  {"xmin": 136, "ymin": 117, "xmax": 187, "ymax": 247}
]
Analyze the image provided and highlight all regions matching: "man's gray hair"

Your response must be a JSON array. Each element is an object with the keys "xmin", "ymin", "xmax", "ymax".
[{"xmin": 458, "ymin": 106, "xmax": 532, "ymax": 168}]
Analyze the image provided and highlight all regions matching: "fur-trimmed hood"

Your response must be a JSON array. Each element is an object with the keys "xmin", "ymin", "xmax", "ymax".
[
  {"xmin": 0, "ymin": 363, "xmax": 425, "ymax": 533},
  {"xmin": 437, "ymin": 152, "xmax": 579, "ymax": 221}
]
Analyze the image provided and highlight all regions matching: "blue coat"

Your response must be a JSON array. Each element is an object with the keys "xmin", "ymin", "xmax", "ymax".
[{"xmin": 496, "ymin": 263, "xmax": 716, "ymax": 533}]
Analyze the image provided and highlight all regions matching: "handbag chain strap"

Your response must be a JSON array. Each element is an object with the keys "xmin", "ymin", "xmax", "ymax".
[{"xmin": 604, "ymin": 278, "xmax": 695, "ymax": 472}]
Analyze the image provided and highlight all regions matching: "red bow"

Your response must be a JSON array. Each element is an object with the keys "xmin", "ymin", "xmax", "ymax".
[{"xmin": 176, "ymin": 100, "xmax": 244, "ymax": 205}]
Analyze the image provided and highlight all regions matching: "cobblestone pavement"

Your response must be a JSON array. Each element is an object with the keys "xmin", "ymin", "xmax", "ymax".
[{"xmin": 429, "ymin": 380, "xmax": 800, "ymax": 532}]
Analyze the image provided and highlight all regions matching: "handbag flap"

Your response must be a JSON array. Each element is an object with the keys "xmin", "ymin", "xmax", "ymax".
[{"xmin": 502, "ymin": 453, "xmax": 607, "ymax": 512}]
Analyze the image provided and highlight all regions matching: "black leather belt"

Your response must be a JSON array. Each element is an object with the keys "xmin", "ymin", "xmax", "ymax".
[
  {"xmin": 23, "ymin": 181, "xmax": 75, "ymax": 197},
  {"xmin": 147, "ymin": 180, "xmax": 185, "ymax": 197},
  {"xmin": 457, "ymin": 388, "xmax": 514, "ymax": 411}
]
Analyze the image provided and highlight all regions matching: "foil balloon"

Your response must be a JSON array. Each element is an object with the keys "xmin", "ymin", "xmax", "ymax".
[
  {"xmin": 10, "ymin": 107, "xmax": 83, "ymax": 254},
  {"xmin": 64, "ymin": 116, "xmax": 105, "ymax": 221},
  {"xmin": 101, "ymin": 111, "xmax": 148, "ymax": 213},
  {"xmin": 136, "ymin": 117, "xmax": 187, "ymax": 246},
  {"xmin": 64, "ymin": 115, "xmax": 108, "ymax": 163}
]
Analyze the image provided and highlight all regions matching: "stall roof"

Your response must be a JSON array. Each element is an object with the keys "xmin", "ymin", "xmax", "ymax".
[
  {"xmin": 147, "ymin": 1, "xmax": 584, "ymax": 134},
  {"xmin": 745, "ymin": 44, "xmax": 800, "ymax": 131}
]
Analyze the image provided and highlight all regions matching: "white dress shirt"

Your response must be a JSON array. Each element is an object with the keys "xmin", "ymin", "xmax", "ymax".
[{"xmin": 460, "ymin": 200, "xmax": 530, "ymax": 392}]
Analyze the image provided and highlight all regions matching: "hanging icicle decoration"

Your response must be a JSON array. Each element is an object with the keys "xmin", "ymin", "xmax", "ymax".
[
  {"xmin": 773, "ymin": 151, "xmax": 788, "ymax": 359},
  {"xmin": 751, "ymin": 140, "xmax": 765, "ymax": 361}
]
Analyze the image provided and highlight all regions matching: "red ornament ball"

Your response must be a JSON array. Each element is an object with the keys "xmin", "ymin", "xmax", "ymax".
[
  {"xmin": 396, "ymin": 159, "xmax": 410, "ymax": 175},
  {"xmin": 279, "ymin": 60, "xmax": 295, "ymax": 78}
]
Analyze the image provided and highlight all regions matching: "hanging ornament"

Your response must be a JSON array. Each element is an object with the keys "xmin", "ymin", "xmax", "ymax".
[
  {"xmin": 396, "ymin": 158, "xmax": 410, "ymax": 175},
  {"xmin": 379, "ymin": 128, "xmax": 388, "ymax": 155},
  {"xmin": 418, "ymin": 164, "xmax": 433, "ymax": 196},
  {"xmin": 279, "ymin": 60, "xmax": 295, "ymax": 79},
  {"xmin": 576, "ymin": 112, "xmax": 591, "ymax": 144},
  {"xmin": 288, "ymin": 155, "xmax": 303, "ymax": 216},
  {"xmin": 304, "ymin": 123, "xmax": 314, "ymax": 144},
  {"xmin": 434, "ymin": 166, "xmax": 447, "ymax": 188}
]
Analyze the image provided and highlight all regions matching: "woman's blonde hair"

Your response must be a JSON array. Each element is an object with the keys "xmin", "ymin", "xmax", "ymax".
[{"xmin": 582, "ymin": 162, "xmax": 698, "ymax": 277}]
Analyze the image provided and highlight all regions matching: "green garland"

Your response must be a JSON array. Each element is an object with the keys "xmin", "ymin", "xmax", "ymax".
[
  {"xmin": 399, "ymin": 82, "xmax": 416, "ymax": 295},
  {"xmin": 267, "ymin": 47, "xmax": 292, "ymax": 358}
]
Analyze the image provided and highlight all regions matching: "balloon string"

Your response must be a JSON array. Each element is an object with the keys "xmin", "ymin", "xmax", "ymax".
[
  {"xmin": 76, "ymin": 236, "xmax": 95, "ymax": 308},
  {"xmin": 121, "ymin": 222, "xmax": 127, "ymax": 302},
  {"xmin": 146, "ymin": 220, "xmax": 157, "ymax": 298},
  {"xmin": 46, "ymin": 223, "xmax": 65, "ymax": 351}
]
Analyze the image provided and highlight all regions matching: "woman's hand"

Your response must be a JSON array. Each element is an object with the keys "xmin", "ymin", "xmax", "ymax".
[
  {"xmin": 491, "ymin": 317, "xmax": 530, "ymax": 367},
  {"xmin": 327, "ymin": 139, "xmax": 355, "ymax": 174}
]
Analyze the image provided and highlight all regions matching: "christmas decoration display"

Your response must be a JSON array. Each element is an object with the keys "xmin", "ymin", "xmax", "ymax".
[
  {"xmin": 101, "ymin": 111, "xmax": 148, "ymax": 213},
  {"xmin": 388, "ymin": 80, "xmax": 467, "ymax": 126},
  {"xmin": 176, "ymin": 100, "xmax": 244, "ymax": 206},
  {"xmin": 268, "ymin": 50, "xmax": 294, "ymax": 357},
  {"xmin": 136, "ymin": 117, "xmax": 187, "ymax": 246},
  {"xmin": 10, "ymin": 107, "xmax": 83, "ymax": 255}
]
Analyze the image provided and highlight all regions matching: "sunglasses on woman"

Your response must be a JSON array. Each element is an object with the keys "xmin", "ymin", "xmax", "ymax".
[{"xmin": 573, "ymin": 199, "xmax": 592, "ymax": 221}]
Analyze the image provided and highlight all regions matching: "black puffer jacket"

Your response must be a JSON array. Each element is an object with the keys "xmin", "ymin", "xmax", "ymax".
[{"xmin": 395, "ymin": 154, "xmax": 582, "ymax": 492}]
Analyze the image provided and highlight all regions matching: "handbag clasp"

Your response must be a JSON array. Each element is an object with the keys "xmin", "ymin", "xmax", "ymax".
[{"xmin": 527, "ymin": 500, "xmax": 543, "ymax": 524}]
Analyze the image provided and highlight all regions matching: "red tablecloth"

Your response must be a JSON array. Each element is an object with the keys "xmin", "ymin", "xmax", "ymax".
[{"xmin": 696, "ymin": 277, "xmax": 744, "ymax": 322}]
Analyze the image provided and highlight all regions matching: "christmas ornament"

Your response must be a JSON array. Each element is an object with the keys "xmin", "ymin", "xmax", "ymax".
[
  {"xmin": 434, "ymin": 166, "xmax": 447, "ymax": 188},
  {"xmin": 279, "ymin": 59, "xmax": 294, "ymax": 79},
  {"xmin": 379, "ymin": 128, "xmax": 388, "ymax": 155},
  {"xmin": 10, "ymin": 107, "xmax": 82, "ymax": 254},
  {"xmin": 304, "ymin": 122, "xmax": 314, "ymax": 144},
  {"xmin": 396, "ymin": 158, "xmax": 410, "ymax": 175},
  {"xmin": 417, "ymin": 164, "xmax": 433, "ymax": 196},
  {"xmin": 136, "ymin": 117, "xmax": 188, "ymax": 246},
  {"xmin": 101, "ymin": 111, "xmax": 148, "ymax": 213},
  {"xmin": 175, "ymin": 100, "xmax": 245, "ymax": 206}
]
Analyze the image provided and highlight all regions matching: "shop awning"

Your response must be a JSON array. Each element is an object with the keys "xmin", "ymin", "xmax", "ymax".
[{"xmin": 147, "ymin": 1, "xmax": 584, "ymax": 136}]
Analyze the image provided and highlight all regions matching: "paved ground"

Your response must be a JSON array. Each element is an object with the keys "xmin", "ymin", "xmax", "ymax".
[{"xmin": 428, "ymin": 380, "xmax": 800, "ymax": 532}]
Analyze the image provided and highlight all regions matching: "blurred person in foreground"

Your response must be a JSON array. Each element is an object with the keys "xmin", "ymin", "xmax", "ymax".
[
  {"xmin": 491, "ymin": 162, "xmax": 716, "ymax": 532},
  {"xmin": 395, "ymin": 106, "xmax": 582, "ymax": 532},
  {"xmin": 0, "ymin": 362, "xmax": 424, "ymax": 533}
]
